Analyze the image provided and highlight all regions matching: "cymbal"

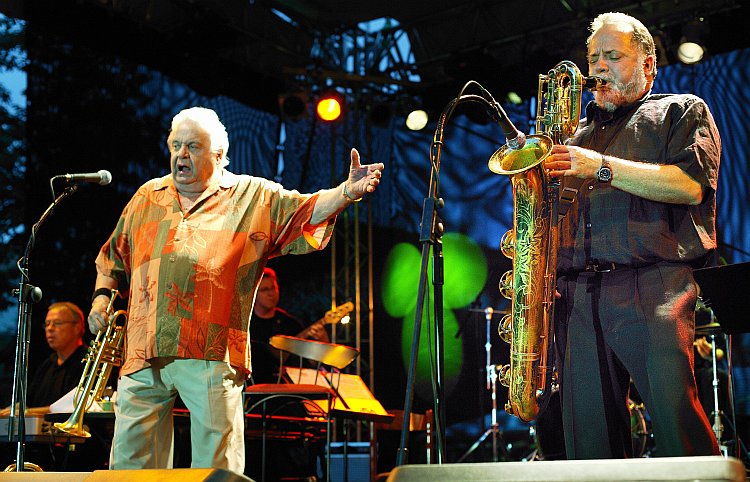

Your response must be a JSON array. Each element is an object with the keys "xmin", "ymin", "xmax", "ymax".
[
  {"xmin": 695, "ymin": 322, "xmax": 723, "ymax": 336},
  {"xmin": 270, "ymin": 335, "xmax": 359, "ymax": 370}
]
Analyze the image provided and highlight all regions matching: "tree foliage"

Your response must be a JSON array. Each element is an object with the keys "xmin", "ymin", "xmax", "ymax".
[
  {"xmin": 17, "ymin": 20, "xmax": 163, "ymax": 323},
  {"xmin": 0, "ymin": 15, "xmax": 26, "ymax": 312}
]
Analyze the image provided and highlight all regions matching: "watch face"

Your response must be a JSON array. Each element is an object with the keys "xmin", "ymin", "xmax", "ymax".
[{"xmin": 597, "ymin": 166, "xmax": 613, "ymax": 182}]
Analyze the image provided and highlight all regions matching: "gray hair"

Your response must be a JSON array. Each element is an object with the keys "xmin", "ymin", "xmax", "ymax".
[
  {"xmin": 170, "ymin": 107, "xmax": 230, "ymax": 167},
  {"xmin": 588, "ymin": 12, "xmax": 657, "ymax": 78}
]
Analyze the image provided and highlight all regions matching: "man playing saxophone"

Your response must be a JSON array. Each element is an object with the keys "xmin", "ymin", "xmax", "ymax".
[
  {"xmin": 543, "ymin": 12, "xmax": 721, "ymax": 458},
  {"xmin": 87, "ymin": 107, "xmax": 383, "ymax": 472}
]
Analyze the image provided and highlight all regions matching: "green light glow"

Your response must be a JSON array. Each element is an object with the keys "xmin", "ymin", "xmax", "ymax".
[
  {"xmin": 380, "ymin": 232, "xmax": 488, "ymax": 400},
  {"xmin": 401, "ymin": 301, "xmax": 463, "ymax": 400}
]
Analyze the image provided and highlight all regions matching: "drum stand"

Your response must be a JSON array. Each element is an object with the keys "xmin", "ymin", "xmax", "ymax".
[
  {"xmin": 456, "ymin": 308, "xmax": 508, "ymax": 463},
  {"xmin": 707, "ymin": 331, "xmax": 728, "ymax": 456}
]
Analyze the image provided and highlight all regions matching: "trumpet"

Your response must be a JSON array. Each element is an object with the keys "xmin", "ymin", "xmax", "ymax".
[{"xmin": 53, "ymin": 289, "xmax": 126, "ymax": 437}]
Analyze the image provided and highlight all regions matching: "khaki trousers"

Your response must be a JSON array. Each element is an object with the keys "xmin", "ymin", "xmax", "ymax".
[{"xmin": 110, "ymin": 357, "xmax": 245, "ymax": 472}]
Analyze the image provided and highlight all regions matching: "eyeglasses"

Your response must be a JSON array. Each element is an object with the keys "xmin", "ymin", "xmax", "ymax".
[{"xmin": 44, "ymin": 319, "xmax": 77, "ymax": 328}]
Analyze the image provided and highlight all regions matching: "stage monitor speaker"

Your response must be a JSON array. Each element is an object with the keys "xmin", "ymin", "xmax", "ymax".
[
  {"xmin": 83, "ymin": 468, "xmax": 254, "ymax": 481},
  {"xmin": 0, "ymin": 473, "xmax": 90, "ymax": 482},
  {"xmin": 0, "ymin": 469, "xmax": 254, "ymax": 481},
  {"xmin": 385, "ymin": 456, "xmax": 745, "ymax": 482}
]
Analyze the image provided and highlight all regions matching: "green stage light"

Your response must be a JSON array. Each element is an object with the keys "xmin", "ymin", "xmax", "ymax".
[
  {"xmin": 401, "ymin": 301, "xmax": 463, "ymax": 401},
  {"xmin": 381, "ymin": 232, "xmax": 488, "ymax": 400}
]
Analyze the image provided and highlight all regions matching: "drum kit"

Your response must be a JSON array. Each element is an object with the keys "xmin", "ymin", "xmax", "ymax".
[{"xmin": 460, "ymin": 300, "xmax": 734, "ymax": 462}]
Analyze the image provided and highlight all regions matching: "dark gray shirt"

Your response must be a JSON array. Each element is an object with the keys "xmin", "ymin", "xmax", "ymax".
[{"xmin": 558, "ymin": 93, "xmax": 720, "ymax": 271}]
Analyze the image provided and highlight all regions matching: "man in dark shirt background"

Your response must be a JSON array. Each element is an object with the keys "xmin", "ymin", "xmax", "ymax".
[
  {"xmin": 249, "ymin": 267, "xmax": 329, "ymax": 384},
  {"xmin": 246, "ymin": 267, "xmax": 331, "ymax": 481},
  {"xmin": 1, "ymin": 301, "xmax": 87, "ymax": 416}
]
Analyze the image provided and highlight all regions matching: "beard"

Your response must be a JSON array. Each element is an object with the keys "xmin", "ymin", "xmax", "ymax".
[{"xmin": 594, "ymin": 65, "xmax": 648, "ymax": 112}]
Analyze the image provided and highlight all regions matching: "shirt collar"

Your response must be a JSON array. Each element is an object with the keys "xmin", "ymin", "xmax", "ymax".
[{"xmin": 154, "ymin": 169, "xmax": 238, "ymax": 193}]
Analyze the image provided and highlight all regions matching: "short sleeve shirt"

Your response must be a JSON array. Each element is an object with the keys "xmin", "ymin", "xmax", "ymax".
[
  {"xmin": 558, "ymin": 93, "xmax": 721, "ymax": 271},
  {"xmin": 95, "ymin": 171, "xmax": 335, "ymax": 376}
]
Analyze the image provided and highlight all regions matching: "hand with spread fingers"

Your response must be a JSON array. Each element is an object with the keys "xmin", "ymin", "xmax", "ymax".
[{"xmin": 346, "ymin": 147, "xmax": 384, "ymax": 200}]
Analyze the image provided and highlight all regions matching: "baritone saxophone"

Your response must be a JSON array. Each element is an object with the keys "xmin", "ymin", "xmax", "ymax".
[{"xmin": 488, "ymin": 61, "xmax": 604, "ymax": 421}]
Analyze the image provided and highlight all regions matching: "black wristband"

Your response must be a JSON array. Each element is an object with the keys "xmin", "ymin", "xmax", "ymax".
[{"xmin": 91, "ymin": 287, "xmax": 113, "ymax": 305}]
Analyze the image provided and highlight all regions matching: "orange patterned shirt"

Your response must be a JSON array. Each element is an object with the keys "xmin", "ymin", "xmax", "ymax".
[{"xmin": 95, "ymin": 171, "xmax": 335, "ymax": 376}]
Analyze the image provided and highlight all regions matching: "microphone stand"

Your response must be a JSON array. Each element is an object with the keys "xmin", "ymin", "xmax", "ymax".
[
  {"xmin": 7, "ymin": 183, "xmax": 78, "ymax": 472},
  {"xmin": 396, "ymin": 88, "xmax": 499, "ymax": 467}
]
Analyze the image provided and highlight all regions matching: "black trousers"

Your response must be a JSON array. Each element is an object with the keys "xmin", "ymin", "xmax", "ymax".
[{"xmin": 554, "ymin": 262, "xmax": 720, "ymax": 458}]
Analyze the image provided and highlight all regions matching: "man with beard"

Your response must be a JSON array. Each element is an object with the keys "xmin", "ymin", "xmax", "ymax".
[{"xmin": 544, "ymin": 12, "xmax": 721, "ymax": 458}]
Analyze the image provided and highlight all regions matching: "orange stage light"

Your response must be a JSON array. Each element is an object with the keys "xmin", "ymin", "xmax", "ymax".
[{"xmin": 316, "ymin": 95, "xmax": 343, "ymax": 122}]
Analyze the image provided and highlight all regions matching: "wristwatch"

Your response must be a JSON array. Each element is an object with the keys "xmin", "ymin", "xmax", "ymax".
[{"xmin": 596, "ymin": 155, "xmax": 613, "ymax": 183}]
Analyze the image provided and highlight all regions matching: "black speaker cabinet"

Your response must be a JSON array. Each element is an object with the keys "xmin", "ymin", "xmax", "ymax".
[{"xmin": 385, "ymin": 456, "xmax": 745, "ymax": 482}]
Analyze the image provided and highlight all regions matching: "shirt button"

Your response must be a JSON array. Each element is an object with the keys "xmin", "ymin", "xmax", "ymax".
[
  {"xmin": 586, "ymin": 223, "xmax": 592, "ymax": 228},
  {"xmin": 170, "ymin": 255, "xmax": 176, "ymax": 262}
]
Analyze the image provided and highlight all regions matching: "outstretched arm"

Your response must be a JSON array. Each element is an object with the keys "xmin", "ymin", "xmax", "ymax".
[{"xmin": 311, "ymin": 148, "xmax": 384, "ymax": 224}]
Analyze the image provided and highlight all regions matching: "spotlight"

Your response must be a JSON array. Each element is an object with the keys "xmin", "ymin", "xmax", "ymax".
[
  {"xmin": 677, "ymin": 20, "xmax": 707, "ymax": 64},
  {"xmin": 278, "ymin": 92, "xmax": 308, "ymax": 121},
  {"xmin": 405, "ymin": 109, "xmax": 428, "ymax": 131},
  {"xmin": 316, "ymin": 91, "xmax": 344, "ymax": 122},
  {"xmin": 505, "ymin": 91, "xmax": 523, "ymax": 106}
]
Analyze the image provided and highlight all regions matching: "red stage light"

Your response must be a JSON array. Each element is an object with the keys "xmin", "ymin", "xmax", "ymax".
[{"xmin": 316, "ymin": 94, "xmax": 343, "ymax": 122}]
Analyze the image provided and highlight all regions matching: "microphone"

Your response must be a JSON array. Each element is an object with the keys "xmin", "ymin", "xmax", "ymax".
[
  {"xmin": 58, "ymin": 170, "xmax": 112, "ymax": 185},
  {"xmin": 490, "ymin": 101, "xmax": 526, "ymax": 150}
]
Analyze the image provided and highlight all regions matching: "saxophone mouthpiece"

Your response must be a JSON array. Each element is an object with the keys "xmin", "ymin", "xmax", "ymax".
[{"xmin": 585, "ymin": 76, "xmax": 607, "ymax": 91}]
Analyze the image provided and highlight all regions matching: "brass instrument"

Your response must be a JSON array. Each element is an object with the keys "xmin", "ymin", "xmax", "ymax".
[
  {"xmin": 53, "ymin": 289, "xmax": 126, "ymax": 437},
  {"xmin": 488, "ymin": 61, "xmax": 603, "ymax": 421}
]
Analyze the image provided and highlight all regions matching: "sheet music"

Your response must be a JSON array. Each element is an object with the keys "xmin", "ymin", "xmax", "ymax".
[
  {"xmin": 284, "ymin": 367, "xmax": 392, "ymax": 422},
  {"xmin": 49, "ymin": 387, "xmax": 108, "ymax": 413}
]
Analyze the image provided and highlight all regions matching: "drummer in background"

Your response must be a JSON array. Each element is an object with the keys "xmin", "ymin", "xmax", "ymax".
[{"xmin": 249, "ymin": 267, "xmax": 329, "ymax": 384}]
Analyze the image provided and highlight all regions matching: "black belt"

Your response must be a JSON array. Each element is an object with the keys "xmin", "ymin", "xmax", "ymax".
[
  {"xmin": 561, "ymin": 261, "xmax": 655, "ymax": 276},
  {"xmin": 583, "ymin": 262, "xmax": 623, "ymax": 273},
  {"xmin": 558, "ymin": 262, "xmax": 628, "ymax": 277}
]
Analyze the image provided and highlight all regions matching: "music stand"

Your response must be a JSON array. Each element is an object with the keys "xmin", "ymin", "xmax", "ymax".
[{"xmin": 693, "ymin": 262, "xmax": 750, "ymax": 460}]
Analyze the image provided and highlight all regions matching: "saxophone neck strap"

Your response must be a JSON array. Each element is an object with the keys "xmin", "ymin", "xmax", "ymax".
[{"xmin": 557, "ymin": 177, "xmax": 585, "ymax": 221}]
